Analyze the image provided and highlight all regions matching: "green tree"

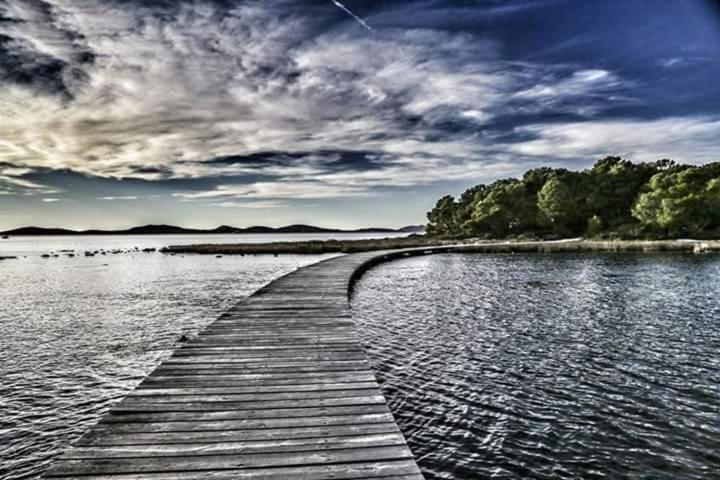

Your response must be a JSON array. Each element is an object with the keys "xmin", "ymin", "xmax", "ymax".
[
  {"xmin": 456, "ymin": 184, "xmax": 488, "ymax": 233},
  {"xmin": 522, "ymin": 167, "xmax": 556, "ymax": 193},
  {"xmin": 537, "ymin": 172, "xmax": 587, "ymax": 235},
  {"xmin": 654, "ymin": 158, "xmax": 678, "ymax": 171},
  {"xmin": 707, "ymin": 178, "xmax": 720, "ymax": 227},
  {"xmin": 632, "ymin": 163, "xmax": 720, "ymax": 237},
  {"xmin": 586, "ymin": 156, "xmax": 659, "ymax": 229},
  {"xmin": 467, "ymin": 179, "xmax": 541, "ymax": 237},
  {"xmin": 426, "ymin": 195, "xmax": 459, "ymax": 236},
  {"xmin": 425, "ymin": 158, "xmax": 719, "ymax": 239}
]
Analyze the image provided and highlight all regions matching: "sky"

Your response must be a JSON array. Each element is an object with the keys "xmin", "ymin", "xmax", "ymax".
[{"xmin": 1, "ymin": 0, "xmax": 720, "ymax": 230}]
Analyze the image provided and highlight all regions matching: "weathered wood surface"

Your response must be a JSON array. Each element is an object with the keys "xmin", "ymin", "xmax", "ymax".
[{"xmin": 44, "ymin": 251, "xmax": 424, "ymax": 480}]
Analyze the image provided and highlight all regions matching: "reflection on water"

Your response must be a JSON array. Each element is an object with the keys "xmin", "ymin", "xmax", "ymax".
[
  {"xmin": 0, "ymin": 238, "xmax": 334, "ymax": 479},
  {"xmin": 351, "ymin": 253, "xmax": 720, "ymax": 480}
]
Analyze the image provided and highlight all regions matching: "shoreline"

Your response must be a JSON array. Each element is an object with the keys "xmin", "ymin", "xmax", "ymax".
[
  {"xmin": 161, "ymin": 238, "xmax": 720, "ymax": 255},
  {"xmin": 160, "ymin": 236, "xmax": 445, "ymax": 255}
]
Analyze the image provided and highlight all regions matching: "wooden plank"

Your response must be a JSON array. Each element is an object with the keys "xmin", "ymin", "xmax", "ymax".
[
  {"xmin": 129, "ymin": 383, "xmax": 380, "ymax": 396},
  {"xmin": 194, "ymin": 332, "xmax": 358, "ymax": 340},
  {"xmin": 63, "ymin": 432, "xmax": 408, "ymax": 459},
  {"xmin": 105, "ymin": 400, "xmax": 389, "ymax": 416},
  {"xmin": 172, "ymin": 346, "xmax": 366, "ymax": 354},
  {"xmin": 91, "ymin": 413, "xmax": 396, "ymax": 433},
  {"xmin": 136, "ymin": 378, "xmax": 378, "ymax": 389},
  {"xmin": 152, "ymin": 365, "xmax": 370, "ymax": 375},
  {"xmin": 201, "ymin": 326, "xmax": 357, "ymax": 333},
  {"xmin": 160, "ymin": 359, "xmax": 369, "ymax": 368},
  {"xmin": 42, "ymin": 251, "xmax": 423, "ymax": 479},
  {"xmin": 124, "ymin": 388, "xmax": 382, "ymax": 403},
  {"xmin": 47, "ymin": 446, "xmax": 415, "ymax": 476},
  {"xmin": 155, "ymin": 363, "xmax": 369, "ymax": 372},
  {"xmin": 45, "ymin": 459, "xmax": 421, "ymax": 479},
  {"xmin": 76, "ymin": 423, "xmax": 402, "ymax": 446},
  {"xmin": 141, "ymin": 372, "xmax": 377, "ymax": 384},
  {"xmin": 167, "ymin": 352, "xmax": 368, "ymax": 363},
  {"xmin": 185, "ymin": 337, "xmax": 359, "ymax": 346}
]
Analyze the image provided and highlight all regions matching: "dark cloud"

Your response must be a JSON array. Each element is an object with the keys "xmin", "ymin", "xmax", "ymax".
[
  {"xmin": 0, "ymin": 34, "xmax": 67, "ymax": 94},
  {"xmin": 0, "ymin": 0, "xmax": 95, "ymax": 97},
  {"xmin": 205, "ymin": 150, "xmax": 385, "ymax": 172}
]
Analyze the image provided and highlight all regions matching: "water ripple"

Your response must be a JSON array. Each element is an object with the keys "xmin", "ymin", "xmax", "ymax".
[{"xmin": 351, "ymin": 253, "xmax": 720, "ymax": 480}]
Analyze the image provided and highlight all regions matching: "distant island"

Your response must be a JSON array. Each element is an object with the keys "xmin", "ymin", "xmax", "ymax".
[
  {"xmin": 0, "ymin": 224, "xmax": 425, "ymax": 237},
  {"xmin": 427, "ymin": 157, "xmax": 720, "ymax": 240}
]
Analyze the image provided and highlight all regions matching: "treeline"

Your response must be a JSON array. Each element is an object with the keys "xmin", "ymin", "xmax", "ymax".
[{"xmin": 427, "ymin": 157, "xmax": 720, "ymax": 239}]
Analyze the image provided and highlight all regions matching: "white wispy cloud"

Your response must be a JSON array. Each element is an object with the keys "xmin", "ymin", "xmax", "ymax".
[
  {"xmin": 0, "ymin": 174, "xmax": 46, "ymax": 190},
  {"xmin": 508, "ymin": 116, "xmax": 720, "ymax": 165},
  {"xmin": 0, "ymin": 172, "xmax": 58, "ymax": 195},
  {"xmin": 659, "ymin": 57, "xmax": 684, "ymax": 68},
  {"xmin": 174, "ymin": 181, "xmax": 374, "ymax": 200},
  {"xmin": 211, "ymin": 200, "xmax": 288, "ymax": 209}
]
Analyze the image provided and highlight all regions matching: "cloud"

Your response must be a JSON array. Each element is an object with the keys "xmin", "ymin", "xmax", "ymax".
[
  {"xmin": 174, "ymin": 180, "xmax": 373, "ymax": 200},
  {"xmin": 659, "ymin": 57, "xmax": 684, "ymax": 68},
  {"xmin": 0, "ymin": 174, "xmax": 47, "ymax": 189},
  {"xmin": 0, "ymin": 0, "xmax": 717, "ymax": 209},
  {"xmin": 508, "ymin": 116, "xmax": 720, "ymax": 165},
  {"xmin": 41, "ymin": 197, "xmax": 60, "ymax": 202},
  {"xmin": 511, "ymin": 69, "xmax": 629, "ymax": 115},
  {"xmin": 0, "ymin": 0, "xmax": 641, "ymax": 200},
  {"xmin": 211, "ymin": 200, "xmax": 288, "ymax": 209},
  {"xmin": 0, "ymin": 167, "xmax": 59, "ymax": 195}
]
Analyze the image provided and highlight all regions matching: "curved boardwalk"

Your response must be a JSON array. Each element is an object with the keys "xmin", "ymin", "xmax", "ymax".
[{"xmin": 44, "ymin": 251, "xmax": 424, "ymax": 480}]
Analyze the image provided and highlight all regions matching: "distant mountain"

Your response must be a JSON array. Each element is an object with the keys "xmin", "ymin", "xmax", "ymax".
[
  {"xmin": 0, "ymin": 224, "xmax": 425, "ymax": 236},
  {"xmin": 1, "ymin": 227, "xmax": 75, "ymax": 236},
  {"xmin": 123, "ymin": 225, "xmax": 210, "ymax": 235},
  {"xmin": 396, "ymin": 225, "xmax": 425, "ymax": 233}
]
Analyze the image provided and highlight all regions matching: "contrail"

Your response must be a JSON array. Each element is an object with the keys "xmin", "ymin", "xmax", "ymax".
[
  {"xmin": 330, "ymin": 0, "xmax": 411, "ymax": 62},
  {"xmin": 331, "ymin": 0, "xmax": 375, "ymax": 33}
]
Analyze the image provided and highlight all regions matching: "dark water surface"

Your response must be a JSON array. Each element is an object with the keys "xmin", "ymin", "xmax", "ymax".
[{"xmin": 351, "ymin": 253, "xmax": 720, "ymax": 480}]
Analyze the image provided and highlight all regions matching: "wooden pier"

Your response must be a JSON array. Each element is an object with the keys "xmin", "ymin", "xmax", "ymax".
[{"xmin": 44, "ymin": 251, "xmax": 424, "ymax": 479}]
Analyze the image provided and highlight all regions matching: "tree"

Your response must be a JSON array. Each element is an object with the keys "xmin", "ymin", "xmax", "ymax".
[
  {"xmin": 456, "ymin": 184, "xmax": 488, "ymax": 234},
  {"xmin": 425, "ymin": 158, "xmax": 720, "ymax": 239},
  {"xmin": 537, "ymin": 172, "xmax": 587, "ymax": 235},
  {"xmin": 707, "ymin": 178, "xmax": 720, "ymax": 227},
  {"xmin": 586, "ymin": 156, "xmax": 659, "ymax": 229},
  {"xmin": 426, "ymin": 195, "xmax": 459, "ymax": 236},
  {"xmin": 522, "ymin": 167, "xmax": 556, "ymax": 192},
  {"xmin": 467, "ymin": 179, "xmax": 541, "ymax": 237},
  {"xmin": 632, "ymin": 163, "xmax": 720, "ymax": 237}
]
